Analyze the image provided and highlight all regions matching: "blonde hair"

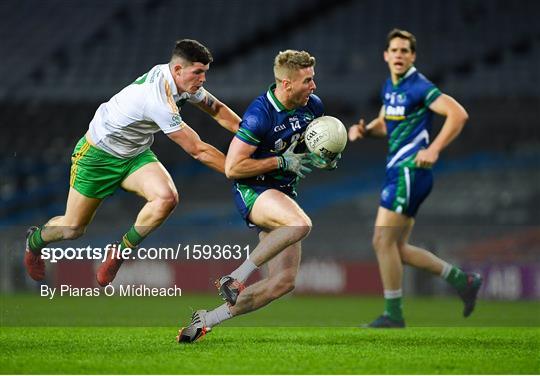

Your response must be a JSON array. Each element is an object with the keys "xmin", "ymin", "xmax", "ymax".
[{"xmin": 273, "ymin": 50, "xmax": 315, "ymax": 81}]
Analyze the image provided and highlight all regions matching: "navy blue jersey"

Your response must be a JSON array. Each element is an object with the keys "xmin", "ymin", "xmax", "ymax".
[
  {"xmin": 381, "ymin": 67, "xmax": 441, "ymax": 169},
  {"xmin": 234, "ymin": 84, "xmax": 324, "ymax": 192}
]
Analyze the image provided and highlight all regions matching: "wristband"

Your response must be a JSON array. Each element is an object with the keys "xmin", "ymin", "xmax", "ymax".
[{"xmin": 277, "ymin": 156, "xmax": 287, "ymax": 171}]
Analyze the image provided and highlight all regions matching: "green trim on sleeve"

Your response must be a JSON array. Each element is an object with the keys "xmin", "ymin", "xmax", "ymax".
[
  {"xmin": 236, "ymin": 128, "xmax": 261, "ymax": 145},
  {"xmin": 424, "ymin": 87, "xmax": 442, "ymax": 107}
]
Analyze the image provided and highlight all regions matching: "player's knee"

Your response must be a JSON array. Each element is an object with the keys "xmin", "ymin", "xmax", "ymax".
[
  {"xmin": 271, "ymin": 272, "xmax": 296, "ymax": 299},
  {"xmin": 286, "ymin": 216, "xmax": 312, "ymax": 238},
  {"xmin": 154, "ymin": 191, "xmax": 179, "ymax": 215},
  {"xmin": 62, "ymin": 225, "xmax": 86, "ymax": 240},
  {"xmin": 372, "ymin": 232, "xmax": 392, "ymax": 254}
]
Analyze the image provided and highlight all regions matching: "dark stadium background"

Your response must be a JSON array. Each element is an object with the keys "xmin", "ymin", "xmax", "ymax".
[{"xmin": 1, "ymin": 0, "xmax": 539, "ymax": 305}]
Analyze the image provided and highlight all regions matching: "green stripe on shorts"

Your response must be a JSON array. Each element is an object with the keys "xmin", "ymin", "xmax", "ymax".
[
  {"xmin": 392, "ymin": 156, "xmax": 416, "ymax": 213},
  {"xmin": 236, "ymin": 183, "xmax": 260, "ymax": 212},
  {"xmin": 70, "ymin": 136, "xmax": 158, "ymax": 199}
]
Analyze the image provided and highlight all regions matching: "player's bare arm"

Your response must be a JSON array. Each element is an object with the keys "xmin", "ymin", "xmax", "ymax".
[
  {"xmin": 225, "ymin": 137, "xmax": 279, "ymax": 179},
  {"xmin": 415, "ymin": 94, "xmax": 468, "ymax": 168},
  {"xmin": 193, "ymin": 90, "xmax": 241, "ymax": 133},
  {"xmin": 168, "ymin": 123, "xmax": 226, "ymax": 174},
  {"xmin": 349, "ymin": 106, "xmax": 387, "ymax": 141}
]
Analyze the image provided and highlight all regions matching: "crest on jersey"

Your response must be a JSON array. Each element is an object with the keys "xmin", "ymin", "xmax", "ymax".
[
  {"xmin": 386, "ymin": 92, "xmax": 397, "ymax": 104},
  {"xmin": 397, "ymin": 93, "xmax": 407, "ymax": 104},
  {"xmin": 273, "ymin": 138, "xmax": 286, "ymax": 152},
  {"xmin": 303, "ymin": 113, "xmax": 314, "ymax": 123}
]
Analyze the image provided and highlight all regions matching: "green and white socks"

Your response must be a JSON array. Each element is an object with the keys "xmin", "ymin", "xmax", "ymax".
[
  {"xmin": 381, "ymin": 263, "xmax": 468, "ymax": 322},
  {"xmin": 441, "ymin": 262, "xmax": 468, "ymax": 292},
  {"xmin": 383, "ymin": 289, "xmax": 404, "ymax": 322},
  {"xmin": 119, "ymin": 226, "xmax": 146, "ymax": 251},
  {"xmin": 27, "ymin": 227, "xmax": 48, "ymax": 254}
]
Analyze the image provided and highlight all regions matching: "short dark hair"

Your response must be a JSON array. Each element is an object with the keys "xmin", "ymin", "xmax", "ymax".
[
  {"xmin": 386, "ymin": 28, "xmax": 416, "ymax": 53},
  {"xmin": 171, "ymin": 39, "xmax": 213, "ymax": 64}
]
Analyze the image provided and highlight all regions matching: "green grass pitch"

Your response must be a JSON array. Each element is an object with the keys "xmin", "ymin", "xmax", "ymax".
[{"xmin": 1, "ymin": 294, "xmax": 539, "ymax": 374}]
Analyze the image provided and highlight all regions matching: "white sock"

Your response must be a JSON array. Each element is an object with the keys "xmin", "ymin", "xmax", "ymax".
[
  {"xmin": 230, "ymin": 258, "xmax": 258, "ymax": 283},
  {"xmin": 204, "ymin": 303, "xmax": 232, "ymax": 328},
  {"xmin": 383, "ymin": 289, "xmax": 403, "ymax": 299},
  {"xmin": 440, "ymin": 261, "xmax": 452, "ymax": 279}
]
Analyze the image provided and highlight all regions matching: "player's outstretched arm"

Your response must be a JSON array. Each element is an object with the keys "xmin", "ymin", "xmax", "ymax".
[
  {"xmin": 193, "ymin": 90, "xmax": 241, "ymax": 133},
  {"xmin": 415, "ymin": 94, "xmax": 468, "ymax": 168},
  {"xmin": 349, "ymin": 106, "xmax": 387, "ymax": 141},
  {"xmin": 167, "ymin": 123, "xmax": 226, "ymax": 174}
]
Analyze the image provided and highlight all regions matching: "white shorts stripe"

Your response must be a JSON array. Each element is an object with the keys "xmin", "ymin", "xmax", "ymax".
[{"xmin": 404, "ymin": 166, "xmax": 411, "ymax": 207}]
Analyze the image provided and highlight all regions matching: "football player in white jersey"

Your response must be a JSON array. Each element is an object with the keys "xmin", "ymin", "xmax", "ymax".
[{"xmin": 24, "ymin": 39, "xmax": 241, "ymax": 285}]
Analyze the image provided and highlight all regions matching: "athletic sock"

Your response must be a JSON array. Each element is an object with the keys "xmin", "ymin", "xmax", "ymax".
[
  {"xmin": 119, "ymin": 226, "xmax": 146, "ymax": 251},
  {"xmin": 230, "ymin": 258, "xmax": 258, "ymax": 283},
  {"xmin": 383, "ymin": 289, "xmax": 404, "ymax": 322},
  {"xmin": 204, "ymin": 304, "xmax": 233, "ymax": 327},
  {"xmin": 443, "ymin": 264, "xmax": 468, "ymax": 292},
  {"xmin": 27, "ymin": 227, "xmax": 48, "ymax": 254},
  {"xmin": 440, "ymin": 261, "xmax": 452, "ymax": 279}
]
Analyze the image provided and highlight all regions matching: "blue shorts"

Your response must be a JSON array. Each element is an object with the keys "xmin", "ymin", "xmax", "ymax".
[
  {"xmin": 232, "ymin": 182, "xmax": 295, "ymax": 228},
  {"xmin": 380, "ymin": 164, "xmax": 433, "ymax": 218}
]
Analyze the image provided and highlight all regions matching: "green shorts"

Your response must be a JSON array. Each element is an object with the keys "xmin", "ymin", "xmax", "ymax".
[{"xmin": 70, "ymin": 136, "xmax": 159, "ymax": 199}]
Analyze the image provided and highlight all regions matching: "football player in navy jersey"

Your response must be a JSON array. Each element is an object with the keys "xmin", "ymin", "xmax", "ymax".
[
  {"xmin": 348, "ymin": 29, "xmax": 482, "ymax": 328},
  {"xmin": 177, "ymin": 50, "xmax": 337, "ymax": 342}
]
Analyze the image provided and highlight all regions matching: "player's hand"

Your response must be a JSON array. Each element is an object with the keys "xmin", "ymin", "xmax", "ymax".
[
  {"xmin": 348, "ymin": 119, "xmax": 367, "ymax": 141},
  {"xmin": 415, "ymin": 148, "xmax": 439, "ymax": 168},
  {"xmin": 309, "ymin": 153, "xmax": 341, "ymax": 170},
  {"xmin": 278, "ymin": 141, "xmax": 312, "ymax": 178}
]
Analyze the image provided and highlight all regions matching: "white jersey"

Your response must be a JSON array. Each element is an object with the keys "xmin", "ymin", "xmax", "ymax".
[{"xmin": 88, "ymin": 64, "xmax": 206, "ymax": 158}]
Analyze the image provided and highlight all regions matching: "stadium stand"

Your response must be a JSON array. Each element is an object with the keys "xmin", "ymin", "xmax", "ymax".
[{"xmin": 1, "ymin": 0, "xmax": 538, "ymax": 295}]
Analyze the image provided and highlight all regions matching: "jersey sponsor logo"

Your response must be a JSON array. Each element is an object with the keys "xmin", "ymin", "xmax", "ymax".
[
  {"xmin": 170, "ymin": 114, "xmax": 181, "ymax": 128},
  {"xmin": 385, "ymin": 105, "xmax": 406, "ymax": 120},
  {"xmin": 386, "ymin": 105, "xmax": 405, "ymax": 116},
  {"xmin": 274, "ymin": 124, "xmax": 287, "ymax": 132}
]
